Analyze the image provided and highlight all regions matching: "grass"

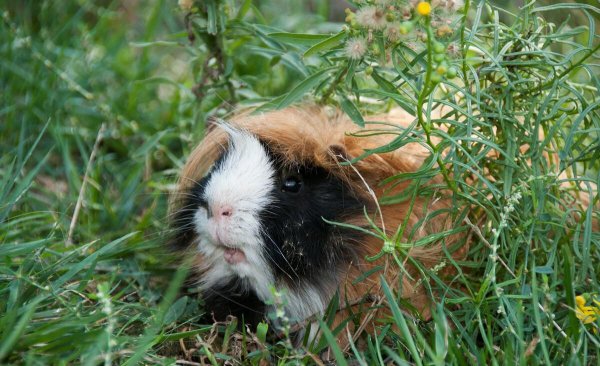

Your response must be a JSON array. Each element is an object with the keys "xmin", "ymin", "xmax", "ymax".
[{"xmin": 1, "ymin": 0, "xmax": 599, "ymax": 364}]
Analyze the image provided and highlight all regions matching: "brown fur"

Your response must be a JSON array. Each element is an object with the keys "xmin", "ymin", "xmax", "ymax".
[
  {"xmin": 176, "ymin": 105, "xmax": 596, "ymax": 344},
  {"xmin": 177, "ymin": 106, "xmax": 466, "ymax": 340}
]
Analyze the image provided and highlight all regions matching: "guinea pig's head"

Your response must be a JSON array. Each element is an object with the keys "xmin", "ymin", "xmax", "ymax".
[{"xmin": 171, "ymin": 121, "xmax": 370, "ymax": 320}]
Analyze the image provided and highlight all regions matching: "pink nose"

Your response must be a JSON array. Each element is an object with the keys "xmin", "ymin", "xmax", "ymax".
[{"xmin": 211, "ymin": 205, "xmax": 233, "ymax": 218}]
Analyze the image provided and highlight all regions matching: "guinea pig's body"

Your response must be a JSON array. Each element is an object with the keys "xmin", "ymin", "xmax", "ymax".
[{"xmin": 171, "ymin": 106, "xmax": 462, "ymax": 335}]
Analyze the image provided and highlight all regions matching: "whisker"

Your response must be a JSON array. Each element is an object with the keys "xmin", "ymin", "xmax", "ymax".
[
  {"xmin": 170, "ymin": 192, "xmax": 201, "ymax": 199},
  {"xmin": 167, "ymin": 217, "xmax": 194, "ymax": 224},
  {"xmin": 178, "ymin": 176, "xmax": 203, "ymax": 186},
  {"xmin": 260, "ymin": 230, "xmax": 300, "ymax": 282},
  {"xmin": 166, "ymin": 208, "xmax": 200, "ymax": 219},
  {"xmin": 260, "ymin": 247, "xmax": 297, "ymax": 283}
]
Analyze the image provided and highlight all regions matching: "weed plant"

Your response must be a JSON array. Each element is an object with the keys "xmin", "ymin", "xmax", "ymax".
[{"xmin": 1, "ymin": 0, "xmax": 599, "ymax": 364}]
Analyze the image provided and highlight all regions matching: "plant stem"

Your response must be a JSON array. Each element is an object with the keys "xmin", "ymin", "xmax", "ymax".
[
  {"xmin": 525, "ymin": 42, "xmax": 600, "ymax": 96},
  {"xmin": 461, "ymin": 0, "xmax": 471, "ymax": 89},
  {"xmin": 416, "ymin": 17, "xmax": 458, "ymax": 195},
  {"xmin": 320, "ymin": 64, "xmax": 349, "ymax": 104}
]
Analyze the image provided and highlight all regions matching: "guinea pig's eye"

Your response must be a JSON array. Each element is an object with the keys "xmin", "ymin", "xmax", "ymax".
[{"xmin": 281, "ymin": 175, "xmax": 302, "ymax": 193}]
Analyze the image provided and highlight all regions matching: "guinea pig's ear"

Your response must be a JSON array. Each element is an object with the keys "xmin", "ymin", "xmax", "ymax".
[{"xmin": 328, "ymin": 144, "xmax": 352, "ymax": 163}]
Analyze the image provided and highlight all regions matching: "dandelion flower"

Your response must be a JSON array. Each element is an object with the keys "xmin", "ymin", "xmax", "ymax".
[
  {"xmin": 575, "ymin": 295, "xmax": 600, "ymax": 325},
  {"xmin": 345, "ymin": 38, "xmax": 367, "ymax": 60},
  {"xmin": 416, "ymin": 2, "xmax": 432, "ymax": 16},
  {"xmin": 356, "ymin": 6, "xmax": 388, "ymax": 30}
]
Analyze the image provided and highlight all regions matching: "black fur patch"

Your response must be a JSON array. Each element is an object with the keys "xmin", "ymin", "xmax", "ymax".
[
  {"xmin": 170, "ymin": 143, "xmax": 368, "ymax": 327},
  {"xmin": 259, "ymin": 152, "xmax": 367, "ymax": 288},
  {"xmin": 200, "ymin": 278, "xmax": 266, "ymax": 328}
]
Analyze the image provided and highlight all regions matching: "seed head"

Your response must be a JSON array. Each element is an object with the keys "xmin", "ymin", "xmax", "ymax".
[
  {"xmin": 345, "ymin": 38, "xmax": 368, "ymax": 60},
  {"xmin": 384, "ymin": 24, "xmax": 401, "ymax": 43},
  {"xmin": 356, "ymin": 6, "xmax": 388, "ymax": 30}
]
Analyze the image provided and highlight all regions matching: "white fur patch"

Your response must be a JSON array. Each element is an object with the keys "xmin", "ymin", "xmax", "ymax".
[
  {"xmin": 282, "ymin": 283, "xmax": 329, "ymax": 322},
  {"xmin": 193, "ymin": 126, "xmax": 334, "ymax": 324},
  {"xmin": 194, "ymin": 127, "xmax": 276, "ymax": 302}
]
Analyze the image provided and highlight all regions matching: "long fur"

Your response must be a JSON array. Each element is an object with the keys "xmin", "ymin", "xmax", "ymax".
[
  {"xmin": 173, "ymin": 106, "xmax": 466, "ymax": 333},
  {"xmin": 172, "ymin": 105, "xmax": 596, "ymax": 342}
]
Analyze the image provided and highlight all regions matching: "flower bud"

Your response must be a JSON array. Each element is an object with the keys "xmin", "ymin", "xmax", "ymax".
[
  {"xmin": 433, "ymin": 41, "xmax": 445, "ymax": 54},
  {"xmin": 436, "ymin": 63, "xmax": 448, "ymax": 75},
  {"xmin": 446, "ymin": 66, "xmax": 458, "ymax": 78},
  {"xmin": 399, "ymin": 21, "xmax": 413, "ymax": 34}
]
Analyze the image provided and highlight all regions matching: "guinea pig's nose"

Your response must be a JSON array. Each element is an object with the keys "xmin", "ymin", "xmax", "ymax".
[
  {"xmin": 219, "ymin": 206, "xmax": 233, "ymax": 217},
  {"xmin": 208, "ymin": 204, "xmax": 233, "ymax": 218}
]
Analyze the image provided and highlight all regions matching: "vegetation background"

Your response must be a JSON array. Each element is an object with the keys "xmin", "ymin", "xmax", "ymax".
[{"xmin": 1, "ymin": 0, "xmax": 599, "ymax": 364}]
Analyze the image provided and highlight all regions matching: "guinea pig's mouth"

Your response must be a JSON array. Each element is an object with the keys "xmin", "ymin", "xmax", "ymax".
[{"xmin": 222, "ymin": 246, "xmax": 246, "ymax": 265}]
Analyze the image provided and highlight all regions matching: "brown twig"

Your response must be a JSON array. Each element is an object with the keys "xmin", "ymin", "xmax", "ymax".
[
  {"xmin": 66, "ymin": 123, "xmax": 106, "ymax": 246},
  {"xmin": 175, "ymin": 360, "xmax": 202, "ymax": 366}
]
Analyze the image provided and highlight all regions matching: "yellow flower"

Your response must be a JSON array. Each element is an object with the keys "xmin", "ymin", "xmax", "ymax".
[
  {"xmin": 416, "ymin": 2, "xmax": 432, "ymax": 16},
  {"xmin": 575, "ymin": 295, "xmax": 600, "ymax": 325}
]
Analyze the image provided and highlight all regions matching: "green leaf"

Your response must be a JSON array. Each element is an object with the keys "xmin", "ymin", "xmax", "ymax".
[
  {"xmin": 236, "ymin": 0, "xmax": 252, "ymax": 19},
  {"xmin": 339, "ymin": 94, "xmax": 365, "ymax": 127},
  {"xmin": 132, "ymin": 130, "xmax": 169, "ymax": 159},
  {"xmin": 0, "ymin": 238, "xmax": 52, "ymax": 257},
  {"xmin": 245, "ymin": 46, "xmax": 308, "ymax": 75},
  {"xmin": 561, "ymin": 245, "xmax": 579, "ymax": 338},
  {"xmin": 303, "ymin": 31, "xmax": 346, "ymax": 58},
  {"xmin": 123, "ymin": 266, "xmax": 189, "ymax": 366},
  {"xmin": 380, "ymin": 276, "xmax": 423, "ymax": 366},
  {"xmin": 156, "ymin": 327, "xmax": 213, "ymax": 342},
  {"xmin": 256, "ymin": 322, "xmax": 268, "ymax": 344},
  {"xmin": 163, "ymin": 296, "xmax": 188, "ymax": 325},
  {"xmin": 371, "ymin": 70, "xmax": 398, "ymax": 94},
  {"xmin": 0, "ymin": 297, "xmax": 41, "ymax": 361},
  {"xmin": 276, "ymin": 67, "xmax": 334, "ymax": 109},
  {"xmin": 532, "ymin": 3, "xmax": 600, "ymax": 14},
  {"xmin": 1, "ymin": 119, "xmax": 51, "ymax": 222},
  {"xmin": 129, "ymin": 41, "xmax": 179, "ymax": 48},
  {"xmin": 206, "ymin": 0, "xmax": 218, "ymax": 35},
  {"xmin": 534, "ymin": 265, "xmax": 554, "ymax": 275},
  {"xmin": 53, "ymin": 232, "xmax": 138, "ymax": 288},
  {"xmin": 317, "ymin": 319, "xmax": 348, "ymax": 366},
  {"xmin": 355, "ymin": 88, "xmax": 417, "ymax": 115},
  {"xmin": 267, "ymin": 32, "xmax": 330, "ymax": 45}
]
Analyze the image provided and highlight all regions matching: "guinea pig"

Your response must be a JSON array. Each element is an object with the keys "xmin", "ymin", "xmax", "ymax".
[{"xmin": 169, "ymin": 106, "xmax": 465, "ymax": 338}]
